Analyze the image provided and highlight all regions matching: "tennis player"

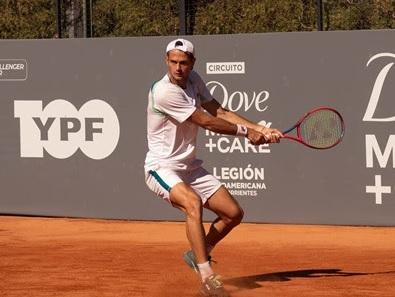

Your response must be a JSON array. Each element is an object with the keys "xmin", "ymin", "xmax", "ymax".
[{"xmin": 144, "ymin": 38, "xmax": 282, "ymax": 296}]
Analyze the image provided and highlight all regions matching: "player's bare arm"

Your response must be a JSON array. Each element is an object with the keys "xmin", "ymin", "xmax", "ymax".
[
  {"xmin": 201, "ymin": 99, "xmax": 283, "ymax": 143},
  {"xmin": 188, "ymin": 108, "xmax": 267, "ymax": 145}
]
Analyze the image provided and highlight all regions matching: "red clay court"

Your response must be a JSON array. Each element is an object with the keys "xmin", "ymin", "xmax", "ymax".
[{"xmin": 1, "ymin": 215, "xmax": 395, "ymax": 297}]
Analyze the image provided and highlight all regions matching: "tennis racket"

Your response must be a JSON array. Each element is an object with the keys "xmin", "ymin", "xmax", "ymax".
[{"xmin": 282, "ymin": 107, "xmax": 344, "ymax": 149}]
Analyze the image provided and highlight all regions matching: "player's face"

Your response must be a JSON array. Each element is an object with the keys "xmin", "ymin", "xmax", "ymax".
[{"xmin": 166, "ymin": 50, "xmax": 195, "ymax": 88}]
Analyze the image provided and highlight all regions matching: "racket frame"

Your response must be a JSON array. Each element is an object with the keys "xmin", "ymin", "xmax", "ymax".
[{"xmin": 282, "ymin": 106, "xmax": 345, "ymax": 149}]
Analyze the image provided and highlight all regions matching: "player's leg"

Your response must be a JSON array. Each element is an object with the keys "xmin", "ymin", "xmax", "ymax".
[
  {"xmin": 170, "ymin": 182, "xmax": 229, "ymax": 297},
  {"xmin": 145, "ymin": 169, "xmax": 211, "ymax": 270},
  {"xmin": 204, "ymin": 186, "xmax": 244, "ymax": 249},
  {"xmin": 145, "ymin": 169, "xmax": 228, "ymax": 295},
  {"xmin": 182, "ymin": 167, "xmax": 243, "ymax": 255},
  {"xmin": 173, "ymin": 171, "xmax": 231, "ymax": 296},
  {"xmin": 169, "ymin": 182, "xmax": 210, "ymax": 271}
]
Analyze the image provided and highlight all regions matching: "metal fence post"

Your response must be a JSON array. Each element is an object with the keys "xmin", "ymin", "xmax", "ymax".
[
  {"xmin": 55, "ymin": 0, "xmax": 62, "ymax": 38},
  {"xmin": 83, "ymin": 0, "xmax": 92, "ymax": 37},
  {"xmin": 316, "ymin": 0, "xmax": 324, "ymax": 31},
  {"xmin": 179, "ymin": 0, "xmax": 187, "ymax": 35}
]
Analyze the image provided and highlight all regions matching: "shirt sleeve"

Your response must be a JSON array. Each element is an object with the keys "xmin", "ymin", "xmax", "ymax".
[
  {"xmin": 154, "ymin": 85, "xmax": 196, "ymax": 123},
  {"xmin": 190, "ymin": 71, "xmax": 214, "ymax": 103}
]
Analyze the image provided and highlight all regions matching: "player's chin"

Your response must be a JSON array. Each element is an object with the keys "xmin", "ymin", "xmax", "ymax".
[{"xmin": 173, "ymin": 75, "xmax": 185, "ymax": 82}]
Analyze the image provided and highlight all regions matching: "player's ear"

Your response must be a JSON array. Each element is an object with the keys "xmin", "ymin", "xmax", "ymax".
[{"xmin": 191, "ymin": 56, "xmax": 195, "ymax": 69}]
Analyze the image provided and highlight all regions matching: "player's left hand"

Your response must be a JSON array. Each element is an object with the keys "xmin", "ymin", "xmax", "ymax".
[
  {"xmin": 246, "ymin": 128, "xmax": 268, "ymax": 145},
  {"xmin": 255, "ymin": 126, "xmax": 283, "ymax": 143}
]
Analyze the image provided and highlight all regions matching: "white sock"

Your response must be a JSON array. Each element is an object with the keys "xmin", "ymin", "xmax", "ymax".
[{"xmin": 197, "ymin": 261, "xmax": 214, "ymax": 281}]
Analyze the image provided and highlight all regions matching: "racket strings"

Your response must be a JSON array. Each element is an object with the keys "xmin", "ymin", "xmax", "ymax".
[{"xmin": 299, "ymin": 110, "xmax": 343, "ymax": 148}]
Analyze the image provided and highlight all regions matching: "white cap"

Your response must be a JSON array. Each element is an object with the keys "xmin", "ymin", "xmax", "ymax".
[{"xmin": 166, "ymin": 38, "xmax": 195, "ymax": 57}]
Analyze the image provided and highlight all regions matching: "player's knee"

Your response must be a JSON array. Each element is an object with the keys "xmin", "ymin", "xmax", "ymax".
[
  {"xmin": 184, "ymin": 195, "xmax": 203, "ymax": 221},
  {"xmin": 226, "ymin": 207, "xmax": 244, "ymax": 227},
  {"xmin": 233, "ymin": 207, "xmax": 244, "ymax": 225}
]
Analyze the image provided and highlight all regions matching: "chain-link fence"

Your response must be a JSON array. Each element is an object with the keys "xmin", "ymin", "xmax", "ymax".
[{"xmin": 1, "ymin": 0, "xmax": 395, "ymax": 39}]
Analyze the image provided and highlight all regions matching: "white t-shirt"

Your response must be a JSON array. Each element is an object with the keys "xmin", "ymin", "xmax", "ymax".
[{"xmin": 145, "ymin": 71, "xmax": 213, "ymax": 171}]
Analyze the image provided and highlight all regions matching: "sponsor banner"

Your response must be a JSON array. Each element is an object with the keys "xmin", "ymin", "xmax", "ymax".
[
  {"xmin": 0, "ymin": 59, "xmax": 28, "ymax": 80},
  {"xmin": 1, "ymin": 31, "xmax": 395, "ymax": 225},
  {"xmin": 206, "ymin": 62, "xmax": 245, "ymax": 74},
  {"xmin": 363, "ymin": 53, "xmax": 395, "ymax": 206},
  {"xmin": 14, "ymin": 99, "xmax": 120, "ymax": 160}
]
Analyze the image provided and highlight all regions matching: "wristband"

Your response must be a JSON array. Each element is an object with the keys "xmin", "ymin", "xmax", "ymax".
[{"xmin": 236, "ymin": 124, "xmax": 248, "ymax": 136}]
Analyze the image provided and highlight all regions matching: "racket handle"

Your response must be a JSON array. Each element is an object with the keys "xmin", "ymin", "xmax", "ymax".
[{"xmin": 282, "ymin": 127, "xmax": 294, "ymax": 135}]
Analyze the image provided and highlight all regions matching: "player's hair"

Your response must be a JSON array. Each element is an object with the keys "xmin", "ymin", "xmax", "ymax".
[{"xmin": 166, "ymin": 50, "xmax": 195, "ymax": 62}]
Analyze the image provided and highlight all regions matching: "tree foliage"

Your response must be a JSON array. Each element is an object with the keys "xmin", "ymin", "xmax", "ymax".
[
  {"xmin": 0, "ymin": 0, "xmax": 56, "ymax": 39},
  {"xmin": 193, "ymin": 0, "xmax": 317, "ymax": 34},
  {"xmin": 93, "ymin": 0, "xmax": 179, "ymax": 37},
  {"xmin": 0, "ymin": 0, "xmax": 394, "ymax": 39}
]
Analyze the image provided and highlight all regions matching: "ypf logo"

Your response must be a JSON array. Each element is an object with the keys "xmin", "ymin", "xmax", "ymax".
[{"xmin": 14, "ymin": 99, "xmax": 120, "ymax": 159}]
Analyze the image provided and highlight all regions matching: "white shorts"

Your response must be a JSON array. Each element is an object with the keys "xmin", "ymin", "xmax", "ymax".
[{"xmin": 145, "ymin": 166, "xmax": 222, "ymax": 205}]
